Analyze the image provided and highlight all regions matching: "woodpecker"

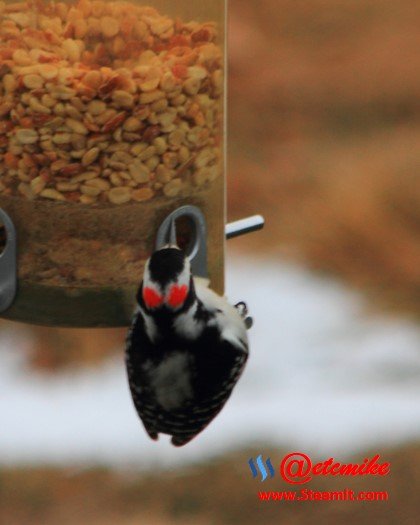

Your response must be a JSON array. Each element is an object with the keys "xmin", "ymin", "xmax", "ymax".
[{"xmin": 125, "ymin": 245, "xmax": 250, "ymax": 447}]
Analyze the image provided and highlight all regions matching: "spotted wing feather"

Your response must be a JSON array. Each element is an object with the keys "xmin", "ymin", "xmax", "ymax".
[
  {"xmin": 125, "ymin": 311, "xmax": 160, "ymax": 440},
  {"xmin": 170, "ymin": 340, "xmax": 248, "ymax": 446}
]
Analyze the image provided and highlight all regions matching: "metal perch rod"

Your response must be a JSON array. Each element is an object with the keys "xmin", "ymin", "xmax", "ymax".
[{"xmin": 225, "ymin": 215, "xmax": 265, "ymax": 239}]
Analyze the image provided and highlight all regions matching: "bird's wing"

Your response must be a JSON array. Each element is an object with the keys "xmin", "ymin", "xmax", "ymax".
[
  {"xmin": 125, "ymin": 310, "xmax": 160, "ymax": 440},
  {"xmin": 170, "ymin": 336, "xmax": 249, "ymax": 447}
]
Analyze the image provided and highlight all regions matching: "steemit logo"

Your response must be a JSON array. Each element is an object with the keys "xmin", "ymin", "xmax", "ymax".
[
  {"xmin": 248, "ymin": 452, "xmax": 390, "ymax": 484},
  {"xmin": 248, "ymin": 455, "xmax": 275, "ymax": 482}
]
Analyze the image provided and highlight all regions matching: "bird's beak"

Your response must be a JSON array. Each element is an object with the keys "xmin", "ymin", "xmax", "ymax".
[{"xmin": 160, "ymin": 218, "xmax": 180, "ymax": 250}]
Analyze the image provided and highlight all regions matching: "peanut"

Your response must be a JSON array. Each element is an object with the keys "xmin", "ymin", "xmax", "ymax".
[
  {"xmin": 0, "ymin": 0, "xmax": 223, "ymax": 205},
  {"xmin": 56, "ymin": 182, "xmax": 79, "ymax": 192},
  {"xmin": 40, "ymin": 188, "xmax": 66, "ymax": 201},
  {"xmin": 87, "ymin": 100, "xmax": 106, "ymax": 116},
  {"xmin": 82, "ymin": 147, "xmax": 100, "ymax": 166},
  {"xmin": 108, "ymin": 186, "xmax": 131, "ymax": 204},
  {"xmin": 139, "ymin": 90, "xmax": 165, "ymax": 104},
  {"xmin": 101, "ymin": 16, "xmax": 120, "ymax": 38},
  {"xmin": 132, "ymin": 187, "xmax": 154, "ymax": 201},
  {"xmin": 63, "ymin": 39, "xmax": 81, "ymax": 62},
  {"xmin": 15, "ymin": 129, "xmax": 39, "ymax": 145},
  {"xmin": 29, "ymin": 176, "xmax": 46, "ymax": 194},
  {"xmin": 85, "ymin": 178, "xmax": 111, "ymax": 191},
  {"xmin": 123, "ymin": 117, "xmax": 142, "ymax": 132},
  {"xmin": 163, "ymin": 178, "xmax": 182, "ymax": 197},
  {"xmin": 66, "ymin": 118, "xmax": 88, "ymax": 135},
  {"xmin": 23, "ymin": 74, "xmax": 43, "ymax": 90},
  {"xmin": 129, "ymin": 161, "xmax": 150, "ymax": 183},
  {"xmin": 112, "ymin": 90, "xmax": 134, "ymax": 109},
  {"xmin": 81, "ymin": 184, "xmax": 101, "ymax": 197},
  {"xmin": 52, "ymin": 133, "xmax": 72, "ymax": 144}
]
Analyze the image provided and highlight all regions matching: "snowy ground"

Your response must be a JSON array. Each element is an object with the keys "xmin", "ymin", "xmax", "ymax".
[{"xmin": 1, "ymin": 256, "xmax": 420, "ymax": 470}]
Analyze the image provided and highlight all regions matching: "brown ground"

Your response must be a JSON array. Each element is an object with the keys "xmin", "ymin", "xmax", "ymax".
[{"xmin": 1, "ymin": 444, "xmax": 420, "ymax": 524}]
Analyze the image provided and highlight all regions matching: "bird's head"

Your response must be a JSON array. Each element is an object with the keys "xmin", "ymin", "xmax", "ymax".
[{"xmin": 139, "ymin": 246, "xmax": 193, "ymax": 313}]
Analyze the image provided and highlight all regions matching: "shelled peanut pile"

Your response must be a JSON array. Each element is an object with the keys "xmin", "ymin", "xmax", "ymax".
[{"xmin": 0, "ymin": 0, "xmax": 223, "ymax": 205}]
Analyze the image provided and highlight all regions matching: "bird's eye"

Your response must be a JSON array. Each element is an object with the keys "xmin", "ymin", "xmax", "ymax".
[
  {"xmin": 143, "ymin": 287, "xmax": 164, "ymax": 309},
  {"xmin": 166, "ymin": 284, "xmax": 188, "ymax": 309}
]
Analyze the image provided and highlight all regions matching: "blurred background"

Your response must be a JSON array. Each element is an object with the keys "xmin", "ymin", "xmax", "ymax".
[{"xmin": 1, "ymin": 0, "xmax": 420, "ymax": 523}]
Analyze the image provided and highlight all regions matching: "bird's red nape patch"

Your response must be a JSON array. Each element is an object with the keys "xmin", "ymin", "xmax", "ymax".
[
  {"xmin": 143, "ymin": 287, "xmax": 164, "ymax": 309},
  {"xmin": 167, "ymin": 284, "xmax": 188, "ymax": 309}
]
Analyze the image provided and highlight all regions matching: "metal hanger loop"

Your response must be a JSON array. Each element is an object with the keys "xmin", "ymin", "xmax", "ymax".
[{"xmin": 0, "ymin": 207, "xmax": 17, "ymax": 312}]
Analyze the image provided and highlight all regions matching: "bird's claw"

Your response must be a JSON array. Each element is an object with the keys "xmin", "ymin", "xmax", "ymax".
[
  {"xmin": 235, "ymin": 301, "xmax": 248, "ymax": 317},
  {"xmin": 235, "ymin": 301, "xmax": 253, "ymax": 330}
]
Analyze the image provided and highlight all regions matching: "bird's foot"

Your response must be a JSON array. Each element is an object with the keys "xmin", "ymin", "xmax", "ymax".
[{"xmin": 235, "ymin": 301, "xmax": 254, "ymax": 330}]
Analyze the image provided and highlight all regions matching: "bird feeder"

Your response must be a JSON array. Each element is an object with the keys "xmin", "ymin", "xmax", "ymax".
[{"xmin": 0, "ymin": 0, "xmax": 228, "ymax": 327}]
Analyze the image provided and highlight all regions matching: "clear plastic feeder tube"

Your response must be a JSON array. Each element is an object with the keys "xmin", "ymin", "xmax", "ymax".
[{"xmin": 0, "ymin": 0, "xmax": 226, "ymax": 326}]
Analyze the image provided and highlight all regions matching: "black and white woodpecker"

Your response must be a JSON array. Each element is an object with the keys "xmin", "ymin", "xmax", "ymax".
[{"xmin": 125, "ymin": 224, "xmax": 250, "ymax": 447}]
